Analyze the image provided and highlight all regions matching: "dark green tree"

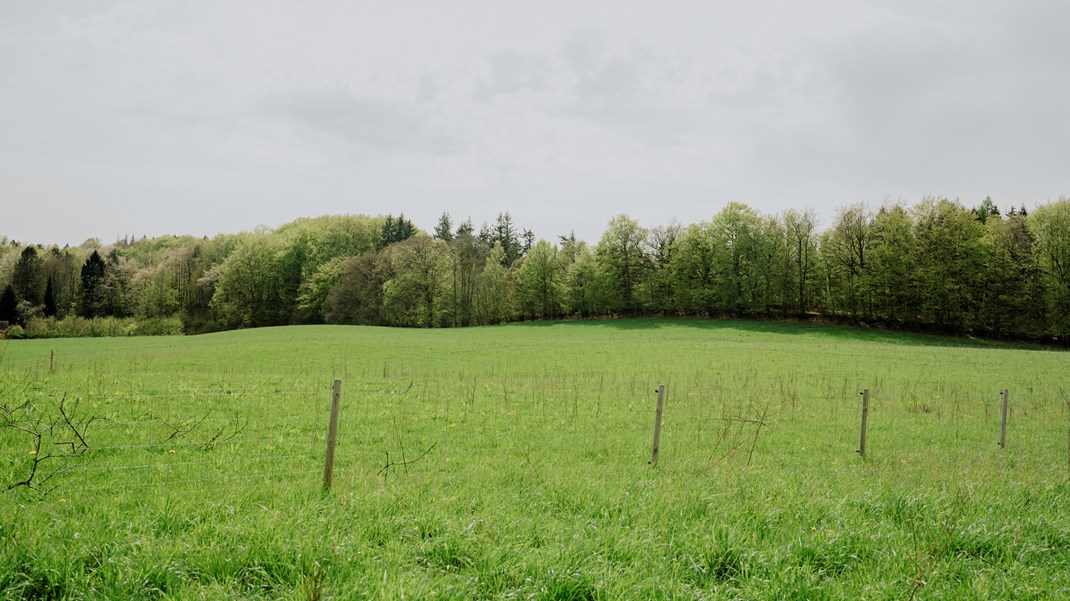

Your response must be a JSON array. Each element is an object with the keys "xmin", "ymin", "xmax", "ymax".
[
  {"xmin": 327, "ymin": 252, "xmax": 390, "ymax": 325},
  {"xmin": 80, "ymin": 250, "xmax": 108, "ymax": 318},
  {"xmin": 521, "ymin": 228, "xmax": 535, "ymax": 255},
  {"xmin": 480, "ymin": 213, "xmax": 524, "ymax": 266},
  {"xmin": 456, "ymin": 218, "xmax": 475, "ymax": 237},
  {"xmin": 12, "ymin": 246, "xmax": 45, "ymax": 306},
  {"xmin": 433, "ymin": 212, "xmax": 454, "ymax": 241},
  {"xmin": 43, "ymin": 276, "xmax": 57, "ymax": 317},
  {"xmin": 0, "ymin": 285, "xmax": 17, "ymax": 325},
  {"xmin": 379, "ymin": 214, "xmax": 418, "ymax": 249}
]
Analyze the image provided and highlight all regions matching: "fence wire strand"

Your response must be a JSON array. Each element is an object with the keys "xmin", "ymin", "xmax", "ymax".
[{"xmin": 1, "ymin": 380, "xmax": 821, "ymax": 499}]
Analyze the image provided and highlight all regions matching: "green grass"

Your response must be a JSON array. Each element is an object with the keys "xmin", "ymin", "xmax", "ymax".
[{"xmin": 1, "ymin": 318, "xmax": 1069, "ymax": 599}]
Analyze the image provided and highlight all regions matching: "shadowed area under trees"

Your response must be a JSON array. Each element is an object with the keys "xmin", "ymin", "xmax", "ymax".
[{"xmin": 2, "ymin": 199, "xmax": 1070, "ymax": 342}]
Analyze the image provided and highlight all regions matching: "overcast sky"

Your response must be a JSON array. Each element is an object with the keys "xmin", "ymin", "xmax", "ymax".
[{"xmin": 2, "ymin": 0, "xmax": 1068, "ymax": 246}]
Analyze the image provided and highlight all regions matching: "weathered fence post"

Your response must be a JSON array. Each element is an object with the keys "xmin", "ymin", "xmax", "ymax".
[
  {"xmin": 998, "ymin": 389, "xmax": 1009, "ymax": 449},
  {"xmin": 651, "ymin": 384, "xmax": 666, "ymax": 467},
  {"xmin": 857, "ymin": 388, "xmax": 870, "ymax": 458},
  {"xmin": 50, "ymin": 351, "xmax": 55, "ymax": 374},
  {"xmin": 323, "ymin": 379, "xmax": 343, "ymax": 490}
]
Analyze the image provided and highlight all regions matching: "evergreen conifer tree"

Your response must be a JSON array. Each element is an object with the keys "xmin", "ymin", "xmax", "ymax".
[
  {"xmin": 80, "ymin": 250, "xmax": 108, "ymax": 317},
  {"xmin": 12, "ymin": 246, "xmax": 45, "ymax": 306},
  {"xmin": 433, "ymin": 212, "xmax": 454, "ymax": 241},
  {"xmin": 0, "ymin": 285, "xmax": 17, "ymax": 325},
  {"xmin": 43, "ymin": 276, "xmax": 57, "ymax": 317}
]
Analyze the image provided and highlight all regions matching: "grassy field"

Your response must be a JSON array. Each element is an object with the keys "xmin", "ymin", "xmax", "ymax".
[{"xmin": 1, "ymin": 318, "xmax": 1069, "ymax": 599}]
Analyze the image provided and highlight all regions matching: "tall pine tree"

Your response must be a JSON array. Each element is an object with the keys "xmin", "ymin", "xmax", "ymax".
[
  {"xmin": 433, "ymin": 212, "xmax": 454, "ymax": 241},
  {"xmin": 0, "ymin": 285, "xmax": 17, "ymax": 325},
  {"xmin": 379, "ymin": 214, "xmax": 418, "ymax": 249},
  {"xmin": 43, "ymin": 276, "xmax": 57, "ymax": 317},
  {"xmin": 12, "ymin": 246, "xmax": 45, "ymax": 306},
  {"xmin": 80, "ymin": 250, "xmax": 108, "ymax": 318}
]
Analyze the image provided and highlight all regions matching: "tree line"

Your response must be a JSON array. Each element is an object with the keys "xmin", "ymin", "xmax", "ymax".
[{"xmin": 2, "ymin": 197, "xmax": 1070, "ymax": 342}]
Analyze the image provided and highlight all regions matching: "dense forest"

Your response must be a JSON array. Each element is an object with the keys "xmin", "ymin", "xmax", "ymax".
[{"xmin": 3, "ymin": 196, "xmax": 1070, "ymax": 343}]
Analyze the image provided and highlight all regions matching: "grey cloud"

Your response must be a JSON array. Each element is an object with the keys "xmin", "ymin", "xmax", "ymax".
[
  {"xmin": 749, "ymin": 2, "xmax": 1070, "ymax": 204},
  {"xmin": 561, "ymin": 29, "xmax": 645, "ymax": 102},
  {"xmin": 2, "ymin": 0, "xmax": 1068, "ymax": 247},
  {"xmin": 269, "ymin": 88, "xmax": 460, "ymax": 155},
  {"xmin": 475, "ymin": 50, "xmax": 551, "ymax": 99}
]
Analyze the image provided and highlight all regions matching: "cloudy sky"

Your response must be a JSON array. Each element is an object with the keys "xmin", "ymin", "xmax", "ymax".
[{"xmin": 2, "ymin": 0, "xmax": 1068, "ymax": 246}]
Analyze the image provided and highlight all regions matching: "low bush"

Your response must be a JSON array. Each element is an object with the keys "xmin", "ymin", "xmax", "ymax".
[
  {"xmin": 20, "ymin": 316, "xmax": 183, "ymax": 339},
  {"xmin": 3, "ymin": 324, "xmax": 26, "ymax": 339}
]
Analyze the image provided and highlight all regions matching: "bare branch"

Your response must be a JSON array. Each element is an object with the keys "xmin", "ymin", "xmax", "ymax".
[
  {"xmin": 378, "ymin": 442, "xmax": 437, "ymax": 476},
  {"xmin": 200, "ymin": 413, "xmax": 246, "ymax": 450},
  {"xmin": 163, "ymin": 410, "xmax": 211, "ymax": 441}
]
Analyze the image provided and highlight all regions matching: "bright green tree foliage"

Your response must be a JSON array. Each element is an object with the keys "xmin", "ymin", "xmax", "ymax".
[
  {"xmin": 1031, "ymin": 197, "xmax": 1070, "ymax": 337},
  {"xmin": 210, "ymin": 234, "xmax": 290, "ymax": 328},
  {"xmin": 596, "ymin": 215, "xmax": 649, "ymax": 314},
  {"xmin": 381, "ymin": 235, "xmax": 450, "ymax": 327},
  {"xmin": 8, "ymin": 199, "xmax": 1070, "ymax": 341},
  {"xmin": 911, "ymin": 197, "xmax": 987, "ymax": 329},
  {"xmin": 980, "ymin": 212, "xmax": 1044, "ymax": 336},
  {"xmin": 866, "ymin": 205, "xmax": 916, "ymax": 322},
  {"xmin": 474, "ymin": 244, "xmax": 515, "ymax": 324},
  {"xmin": 516, "ymin": 240, "xmax": 565, "ymax": 319}
]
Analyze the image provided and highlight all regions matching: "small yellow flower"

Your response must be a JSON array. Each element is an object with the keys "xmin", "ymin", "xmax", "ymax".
[
  {"xmin": 29, "ymin": 450, "xmax": 37, "ymax": 456},
  {"xmin": 447, "ymin": 423, "xmax": 457, "ymax": 429},
  {"xmin": 168, "ymin": 449, "xmax": 177, "ymax": 454},
  {"xmin": 811, "ymin": 527, "xmax": 817, "ymax": 531},
  {"xmin": 59, "ymin": 498, "xmax": 66, "ymax": 504}
]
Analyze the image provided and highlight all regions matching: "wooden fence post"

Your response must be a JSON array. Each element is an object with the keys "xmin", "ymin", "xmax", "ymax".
[
  {"xmin": 651, "ymin": 384, "xmax": 666, "ymax": 467},
  {"xmin": 323, "ymin": 379, "xmax": 343, "ymax": 490},
  {"xmin": 857, "ymin": 388, "xmax": 870, "ymax": 458},
  {"xmin": 999, "ymin": 389, "xmax": 1009, "ymax": 449}
]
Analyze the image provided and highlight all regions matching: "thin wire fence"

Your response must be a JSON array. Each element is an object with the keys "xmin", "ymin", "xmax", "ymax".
[{"xmin": 2, "ymin": 377, "xmax": 1064, "ymax": 498}]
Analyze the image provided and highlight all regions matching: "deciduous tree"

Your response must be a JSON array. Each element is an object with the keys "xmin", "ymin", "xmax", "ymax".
[
  {"xmin": 596, "ymin": 214, "xmax": 649, "ymax": 313},
  {"xmin": 516, "ymin": 240, "xmax": 564, "ymax": 319},
  {"xmin": 1031, "ymin": 197, "xmax": 1070, "ymax": 337}
]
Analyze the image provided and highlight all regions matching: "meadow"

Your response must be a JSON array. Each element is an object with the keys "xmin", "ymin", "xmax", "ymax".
[{"xmin": 1, "ymin": 318, "xmax": 1068, "ymax": 599}]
